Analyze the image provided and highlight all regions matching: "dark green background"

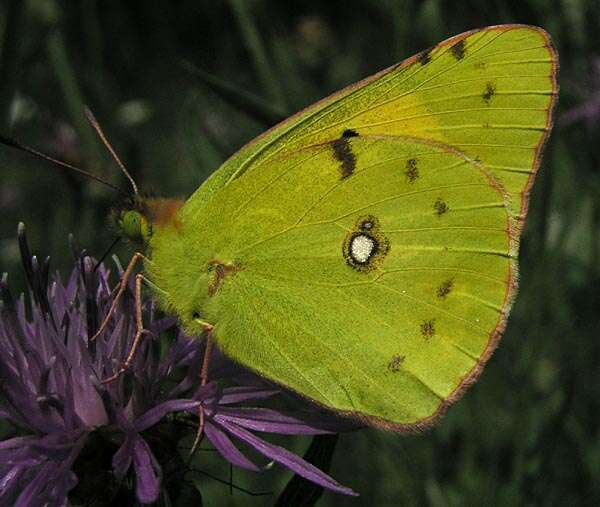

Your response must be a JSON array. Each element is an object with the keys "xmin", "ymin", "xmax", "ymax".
[{"xmin": 1, "ymin": 1, "xmax": 598, "ymax": 505}]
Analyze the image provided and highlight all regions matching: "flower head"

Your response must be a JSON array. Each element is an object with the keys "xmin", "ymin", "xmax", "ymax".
[{"xmin": 0, "ymin": 224, "xmax": 357, "ymax": 504}]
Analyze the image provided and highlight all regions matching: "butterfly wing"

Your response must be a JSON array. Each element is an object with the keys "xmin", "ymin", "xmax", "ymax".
[
  {"xmin": 186, "ymin": 24, "xmax": 557, "ymax": 223},
  {"xmin": 151, "ymin": 134, "xmax": 514, "ymax": 428},
  {"xmin": 148, "ymin": 25, "xmax": 557, "ymax": 429}
]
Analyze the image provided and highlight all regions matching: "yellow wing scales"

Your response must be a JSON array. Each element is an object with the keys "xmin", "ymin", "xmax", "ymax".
[
  {"xmin": 151, "ymin": 135, "xmax": 515, "ymax": 428},
  {"xmin": 147, "ymin": 25, "xmax": 557, "ymax": 430},
  {"xmin": 184, "ymin": 25, "xmax": 556, "ymax": 224}
]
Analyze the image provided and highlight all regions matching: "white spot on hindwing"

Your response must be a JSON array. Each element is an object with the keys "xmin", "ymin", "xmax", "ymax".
[
  {"xmin": 350, "ymin": 234, "xmax": 376, "ymax": 264},
  {"xmin": 343, "ymin": 215, "xmax": 390, "ymax": 271}
]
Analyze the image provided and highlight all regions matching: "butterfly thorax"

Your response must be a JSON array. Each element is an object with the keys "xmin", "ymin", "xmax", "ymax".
[
  {"xmin": 114, "ymin": 194, "xmax": 234, "ymax": 336},
  {"xmin": 114, "ymin": 195, "xmax": 217, "ymax": 331}
]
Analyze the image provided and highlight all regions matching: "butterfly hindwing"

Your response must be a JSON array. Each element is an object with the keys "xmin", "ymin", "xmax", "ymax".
[{"xmin": 151, "ymin": 134, "xmax": 514, "ymax": 428}]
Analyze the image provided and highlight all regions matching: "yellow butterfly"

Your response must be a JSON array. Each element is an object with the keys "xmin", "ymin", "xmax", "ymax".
[{"xmin": 112, "ymin": 24, "xmax": 558, "ymax": 430}]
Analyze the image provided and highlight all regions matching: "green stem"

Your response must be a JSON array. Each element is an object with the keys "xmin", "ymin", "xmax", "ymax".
[{"xmin": 228, "ymin": 0, "xmax": 286, "ymax": 109}]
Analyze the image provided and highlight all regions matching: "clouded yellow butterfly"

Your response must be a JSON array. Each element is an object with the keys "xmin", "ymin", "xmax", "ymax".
[{"xmin": 112, "ymin": 24, "xmax": 558, "ymax": 430}]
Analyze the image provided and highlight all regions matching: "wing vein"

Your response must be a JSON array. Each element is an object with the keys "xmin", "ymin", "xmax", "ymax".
[
  {"xmin": 236, "ymin": 280, "xmax": 336, "ymax": 405},
  {"xmin": 301, "ymin": 31, "xmax": 507, "ymax": 142},
  {"xmin": 375, "ymin": 282, "xmax": 489, "ymax": 336}
]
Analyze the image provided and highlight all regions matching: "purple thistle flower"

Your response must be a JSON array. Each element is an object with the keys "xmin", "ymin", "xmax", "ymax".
[{"xmin": 0, "ymin": 224, "xmax": 358, "ymax": 505}]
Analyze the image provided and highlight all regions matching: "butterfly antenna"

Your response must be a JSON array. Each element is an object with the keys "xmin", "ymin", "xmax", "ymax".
[
  {"xmin": 0, "ymin": 134, "xmax": 127, "ymax": 195},
  {"xmin": 93, "ymin": 236, "xmax": 122, "ymax": 272},
  {"xmin": 84, "ymin": 106, "xmax": 139, "ymax": 195}
]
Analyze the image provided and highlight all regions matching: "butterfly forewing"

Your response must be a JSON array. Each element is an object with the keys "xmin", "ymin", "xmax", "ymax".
[{"xmin": 184, "ymin": 25, "xmax": 557, "ymax": 224}]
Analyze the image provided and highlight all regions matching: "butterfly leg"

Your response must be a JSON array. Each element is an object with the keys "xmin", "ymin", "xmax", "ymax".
[
  {"xmin": 102, "ymin": 272, "xmax": 148, "ymax": 384},
  {"xmin": 190, "ymin": 326, "xmax": 214, "ymax": 455},
  {"xmin": 91, "ymin": 251, "xmax": 147, "ymax": 342}
]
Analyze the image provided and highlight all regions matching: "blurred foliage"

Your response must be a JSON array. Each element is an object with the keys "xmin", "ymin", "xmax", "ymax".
[{"xmin": 0, "ymin": 0, "xmax": 599, "ymax": 505}]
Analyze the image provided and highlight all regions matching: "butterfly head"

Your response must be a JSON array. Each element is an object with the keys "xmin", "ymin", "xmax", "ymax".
[
  {"xmin": 113, "ymin": 195, "xmax": 152, "ymax": 243},
  {"xmin": 113, "ymin": 195, "xmax": 184, "ymax": 244}
]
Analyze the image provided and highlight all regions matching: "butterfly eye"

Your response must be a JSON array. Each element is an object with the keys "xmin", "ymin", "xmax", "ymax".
[
  {"xmin": 117, "ymin": 210, "xmax": 151, "ymax": 243},
  {"xmin": 118, "ymin": 210, "xmax": 140, "ymax": 234}
]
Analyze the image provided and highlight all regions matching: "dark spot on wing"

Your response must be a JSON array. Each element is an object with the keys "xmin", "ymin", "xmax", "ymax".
[
  {"xmin": 434, "ymin": 198, "xmax": 449, "ymax": 216},
  {"xmin": 343, "ymin": 215, "xmax": 389, "ymax": 272},
  {"xmin": 405, "ymin": 158, "xmax": 419, "ymax": 183},
  {"xmin": 332, "ymin": 132, "xmax": 357, "ymax": 179},
  {"xmin": 359, "ymin": 216, "xmax": 376, "ymax": 231},
  {"xmin": 417, "ymin": 48, "xmax": 432, "ymax": 65},
  {"xmin": 437, "ymin": 279, "xmax": 453, "ymax": 299},
  {"xmin": 482, "ymin": 82, "xmax": 496, "ymax": 104},
  {"xmin": 388, "ymin": 355, "xmax": 405, "ymax": 373},
  {"xmin": 421, "ymin": 319, "xmax": 435, "ymax": 338},
  {"xmin": 450, "ymin": 39, "xmax": 466, "ymax": 61}
]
